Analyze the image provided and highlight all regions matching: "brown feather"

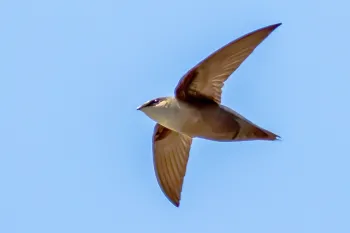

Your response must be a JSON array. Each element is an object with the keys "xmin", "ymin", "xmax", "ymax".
[
  {"xmin": 175, "ymin": 23, "xmax": 281, "ymax": 104},
  {"xmin": 152, "ymin": 124, "xmax": 192, "ymax": 207}
]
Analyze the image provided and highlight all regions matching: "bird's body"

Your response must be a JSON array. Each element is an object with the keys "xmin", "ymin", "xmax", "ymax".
[
  {"xmin": 141, "ymin": 97, "xmax": 276, "ymax": 142},
  {"xmin": 137, "ymin": 23, "xmax": 282, "ymax": 207}
]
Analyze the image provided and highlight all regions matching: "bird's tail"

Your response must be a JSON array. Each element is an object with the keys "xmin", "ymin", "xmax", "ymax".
[
  {"xmin": 225, "ymin": 108, "xmax": 280, "ymax": 142},
  {"xmin": 235, "ymin": 123, "xmax": 280, "ymax": 141},
  {"xmin": 247, "ymin": 125, "xmax": 279, "ymax": 140}
]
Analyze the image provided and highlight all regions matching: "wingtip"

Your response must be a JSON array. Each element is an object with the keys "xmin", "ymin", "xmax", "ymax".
[
  {"xmin": 170, "ymin": 200, "xmax": 180, "ymax": 207},
  {"xmin": 275, "ymin": 135, "xmax": 282, "ymax": 141},
  {"xmin": 164, "ymin": 192, "xmax": 181, "ymax": 207},
  {"xmin": 269, "ymin": 22, "xmax": 282, "ymax": 31},
  {"xmin": 269, "ymin": 132, "xmax": 281, "ymax": 141}
]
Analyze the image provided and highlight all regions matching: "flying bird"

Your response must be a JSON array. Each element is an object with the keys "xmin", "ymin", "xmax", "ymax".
[{"xmin": 137, "ymin": 23, "xmax": 282, "ymax": 207}]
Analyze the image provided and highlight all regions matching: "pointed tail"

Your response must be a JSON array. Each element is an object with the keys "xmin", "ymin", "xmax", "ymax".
[
  {"xmin": 250, "ymin": 126, "xmax": 280, "ymax": 141},
  {"xmin": 235, "ymin": 124, "xmax": 280, "ymax": 141}
]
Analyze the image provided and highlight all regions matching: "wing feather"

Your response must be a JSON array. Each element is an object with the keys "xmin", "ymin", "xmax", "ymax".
[
  {"xmin": 175, "ymin": 23, "xmax": 281, "ymax": 103},
  {"xmin": 152, "ymin": 124, "xmax": 192, "ymax": 207}
]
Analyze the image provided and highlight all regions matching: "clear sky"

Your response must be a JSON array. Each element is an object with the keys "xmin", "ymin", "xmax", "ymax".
[{"xmin": 0, "ymin": 0, "xmax": 349, "ymax": 232}]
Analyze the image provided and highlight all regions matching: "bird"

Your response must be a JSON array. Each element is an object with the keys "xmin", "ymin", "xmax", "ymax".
[{"xmin": 137, "ymin": 23, "xmax": 282, "ymax": 207}]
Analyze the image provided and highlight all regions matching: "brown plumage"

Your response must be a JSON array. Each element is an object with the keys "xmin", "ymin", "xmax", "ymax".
[{"xmin": 138, "ymin": 23, "xmax": 282, "ymax": 207}]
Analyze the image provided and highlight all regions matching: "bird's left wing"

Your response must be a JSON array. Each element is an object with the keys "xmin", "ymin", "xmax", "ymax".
[
  {"xmin": 152, "ymin": 123, "xmax": 192, "ymax": 207},
  {"xmin": 175, "ymin": 23, "xmax": 281, "ymax": 104}
]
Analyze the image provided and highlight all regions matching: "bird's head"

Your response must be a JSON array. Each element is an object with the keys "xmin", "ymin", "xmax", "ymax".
[{"xmin": 137, "ymin": 97, "xmax": 172, "ymax": 121}]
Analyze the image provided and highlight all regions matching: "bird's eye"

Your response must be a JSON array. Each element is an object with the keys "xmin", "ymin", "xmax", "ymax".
[{"xmin": 144, "ymin": 98, "xmax": 162, "ymax": 108}]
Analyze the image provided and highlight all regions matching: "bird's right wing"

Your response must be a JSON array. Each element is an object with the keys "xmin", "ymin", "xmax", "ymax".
[{"xmin": 152, "ymin": 123, "xmax": 193, "ymax": 207}]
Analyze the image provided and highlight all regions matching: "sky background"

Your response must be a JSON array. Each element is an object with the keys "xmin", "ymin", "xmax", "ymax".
[{"xmin": 0, "ymin": 0, "xmax": 349, "ymax": 232}]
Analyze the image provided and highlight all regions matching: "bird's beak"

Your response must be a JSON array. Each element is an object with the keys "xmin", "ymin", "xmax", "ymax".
[{"xmin": 137, "ymin": 102, "xmax": 150, "ymax": 110}]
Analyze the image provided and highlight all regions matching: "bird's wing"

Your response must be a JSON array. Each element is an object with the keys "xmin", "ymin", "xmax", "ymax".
[
  {"xmin": 175, "ymin": 23, "xmax": 281, "ymax": 104},
  {"xmin": 152, "ymin": 123, "xmax": 192, "ymax": 207}
]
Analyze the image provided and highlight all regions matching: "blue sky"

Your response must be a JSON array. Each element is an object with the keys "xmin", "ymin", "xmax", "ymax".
[{"xmin": 0, "ymin": 0, "xmax": 349, "ymax": 232}]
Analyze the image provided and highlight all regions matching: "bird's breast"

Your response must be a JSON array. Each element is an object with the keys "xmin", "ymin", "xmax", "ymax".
[{"xmin": 157, "ymin": 101, "xmax": 201, "ymax": 134}]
